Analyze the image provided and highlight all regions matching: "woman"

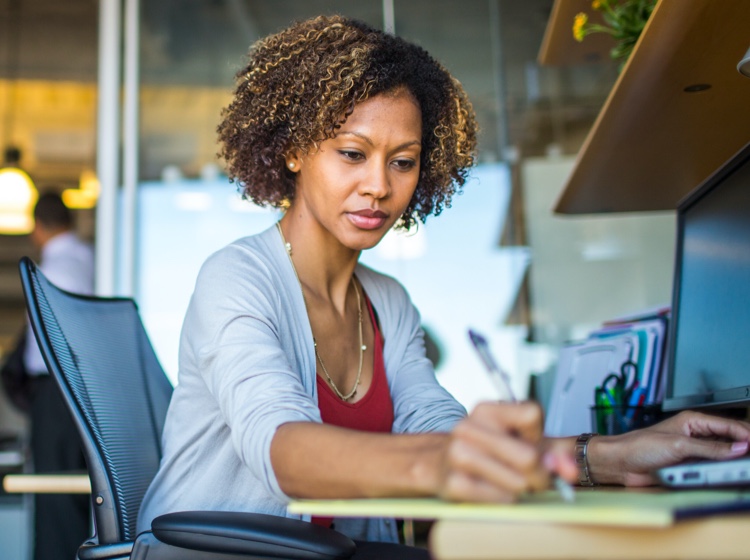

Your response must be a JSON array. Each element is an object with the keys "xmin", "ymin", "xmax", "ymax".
[{"xmin": 138, "ymin": 14, "xmax": 750, "ymax": 554}]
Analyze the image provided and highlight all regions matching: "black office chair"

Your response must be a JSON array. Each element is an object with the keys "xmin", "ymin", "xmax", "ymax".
[{"xmin": 19, "ymin": 256, "xmax": 355, "ymax": 560}]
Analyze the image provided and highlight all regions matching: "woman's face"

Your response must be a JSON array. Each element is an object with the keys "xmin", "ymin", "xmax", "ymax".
[{"xmin": 287, "ymin": 88, "xmax": 422, "ymax": 251}]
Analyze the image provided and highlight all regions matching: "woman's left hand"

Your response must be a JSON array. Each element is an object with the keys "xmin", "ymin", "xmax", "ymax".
[{"xmin": 586, "ymin": 410, "xmax": 750, "ymax": 486}]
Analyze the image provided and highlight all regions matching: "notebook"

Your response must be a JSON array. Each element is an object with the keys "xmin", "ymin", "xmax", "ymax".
[{"xmin": 288, "ymin": 488, "xmax": 750, "ymax": 526}]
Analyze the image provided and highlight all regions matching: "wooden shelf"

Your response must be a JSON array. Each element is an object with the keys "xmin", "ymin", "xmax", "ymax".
[{"xmin": 542, "ymin": 0, "xmax": 750, "ymax": 214}]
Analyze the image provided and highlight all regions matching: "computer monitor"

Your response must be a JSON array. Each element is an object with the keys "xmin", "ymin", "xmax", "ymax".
[{"xmin": 663, "ymin": 142, "xmax": 750, "ymax": 412}]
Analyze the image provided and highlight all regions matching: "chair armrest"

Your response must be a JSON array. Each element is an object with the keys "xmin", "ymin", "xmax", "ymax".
[
  {"xmin": 151, "ymin": 510, "xmax": 356, "ymax": 559},
  {"xmin": 77, "ymin": 541, "xmax": 134, "ymax": 560}
]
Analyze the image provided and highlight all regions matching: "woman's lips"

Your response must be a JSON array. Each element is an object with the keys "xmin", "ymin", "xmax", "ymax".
[{"xmin": 348, "ymin": 209, "xmax": 388, "ymax": 230}]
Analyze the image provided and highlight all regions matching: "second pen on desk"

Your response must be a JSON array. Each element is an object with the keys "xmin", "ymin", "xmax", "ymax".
[{"xmin": 468, "ymin": 328, "xmax": 575, "ymax": 503}]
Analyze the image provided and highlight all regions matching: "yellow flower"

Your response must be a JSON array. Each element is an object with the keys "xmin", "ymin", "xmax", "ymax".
[
  {"xmin": 573, "ymin": 12, "xmax": 588, "ymax": 42},
  {"xmin": 592, "ymin": 0, "xmax": 603, "ymax": 9}
]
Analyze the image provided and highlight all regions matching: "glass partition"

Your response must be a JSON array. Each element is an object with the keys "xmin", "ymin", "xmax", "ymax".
[{"xmin": 139, "ymin": 1, "xmax": 383, "ymax": 180}]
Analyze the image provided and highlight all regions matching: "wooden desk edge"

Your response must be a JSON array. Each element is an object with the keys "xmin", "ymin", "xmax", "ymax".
[
  {"xmin": 429, "ymin": 516, "xmax": 750, "ymax": 560},
  {"xmin": 3, "ymin": 473, "xmax": 91, "ymax": 494}
]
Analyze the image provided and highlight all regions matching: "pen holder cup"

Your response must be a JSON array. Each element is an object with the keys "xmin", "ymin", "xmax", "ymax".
[{"xmin": 590, "ymin": 404, "xmax": 663, "ymax": 435}]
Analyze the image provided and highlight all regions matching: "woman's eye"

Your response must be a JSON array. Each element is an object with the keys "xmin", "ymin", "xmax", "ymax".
[
  {"xmin": 339, "ymin": 150, "xmax": 364, "ymax": 161},
  {"xmin": 392, "ymin": 159, "xmax": 417, "ymax": 171}
]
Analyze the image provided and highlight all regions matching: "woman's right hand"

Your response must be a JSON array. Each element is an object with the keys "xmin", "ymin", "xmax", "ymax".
[{"xmin": 436, "ymin": 401, "xmax": 575, "ymax": 502}]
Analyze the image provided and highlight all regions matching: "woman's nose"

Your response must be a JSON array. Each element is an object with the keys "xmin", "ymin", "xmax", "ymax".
[{"xmin": 359, "ymin": 162, "xmax": 390, "ymax": 199}]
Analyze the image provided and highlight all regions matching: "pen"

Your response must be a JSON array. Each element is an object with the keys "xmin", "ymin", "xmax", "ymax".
[{"xmin": 468, "ymin": 329, "xmax": 575, "ymax": 503}]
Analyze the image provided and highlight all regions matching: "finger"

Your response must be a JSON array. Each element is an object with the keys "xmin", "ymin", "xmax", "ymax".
[
  {"xmin": 668, "ymin": 435, "xmax": 749, "ymax": 462},
  {"xmin": 453, "ymin": 417, "xmax": 545, "ymax": 478},
  {"xmin": 447, "ymin": 439, "xmax": 529, "ymax": 494},
  {"xmin": 649, "ymin": 411, "xmax": 750, "ymax": 442},
  {"xmin": 470, "ymin": 401, "xmax": 544, "ymax": 444},
  {"xmin": 543, "ymin": 450, "xmax": 579, "ymax": 484},
  {"xmin": 682, "ymin": 412, "xmax": 750, "ymax": 442},
  {"xmin": 447, "ymin": 429, "xmax": 550, "ymax": 494},
  {"xmin": 446, "ymin": 441, "xmax": 549, "ymax": 500},
  {"xmin": 541, "ymin": 438, "xmax": 579, "ymax": 483},
  {"xmin": 440, "ymin": 470, "xmax": 518, "ymax": 503}
]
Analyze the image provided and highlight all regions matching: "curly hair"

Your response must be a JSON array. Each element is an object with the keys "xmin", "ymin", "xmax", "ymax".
[{"xmin": 217, "ymin": 14, "xmax": 478, "ymax": 230}]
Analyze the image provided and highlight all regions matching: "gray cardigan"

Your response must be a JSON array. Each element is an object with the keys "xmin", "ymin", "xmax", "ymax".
[{"xmin": 137, "ymin": 225, "xmax": 467, "ymax": 542}]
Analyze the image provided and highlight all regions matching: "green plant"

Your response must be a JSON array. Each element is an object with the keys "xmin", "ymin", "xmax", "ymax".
[{"xmin": 573, "ymin": 0, "xmax": 657, "ymax": 64}]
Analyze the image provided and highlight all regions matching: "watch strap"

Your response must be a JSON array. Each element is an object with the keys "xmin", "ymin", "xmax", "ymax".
[{"xmin": 575, "ymin": 432, "xmax": 599, "ymax": 486}]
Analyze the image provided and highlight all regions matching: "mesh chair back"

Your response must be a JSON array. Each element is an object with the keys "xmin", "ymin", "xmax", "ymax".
[{"xmin": 19, "ymin": 257, "xmax": 173, "ymax": 544}]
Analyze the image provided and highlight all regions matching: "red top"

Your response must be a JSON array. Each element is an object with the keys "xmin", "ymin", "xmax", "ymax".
[{"xmin": 311, "ymin": 292, "xmax": 394, "ymax": 528}]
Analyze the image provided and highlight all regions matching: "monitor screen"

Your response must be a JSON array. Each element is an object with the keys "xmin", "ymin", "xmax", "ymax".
[{"xmin": 663, "ymin": 142, "xmax": 750, "ymax": 411}]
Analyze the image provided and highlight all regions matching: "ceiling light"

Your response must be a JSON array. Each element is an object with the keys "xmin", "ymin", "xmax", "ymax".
[
  {"xmin": 0, "ymin": 148, "xmax": 38, "ymax": 234},
  {"xmin": 63, "ymin": 169, "xmax": 100, "ymax": 209}
]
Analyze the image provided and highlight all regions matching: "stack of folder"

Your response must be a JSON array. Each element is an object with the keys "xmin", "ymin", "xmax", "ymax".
[{"xmin": 544, "ymin": 307, "xmax": 670, "ymax": 437}]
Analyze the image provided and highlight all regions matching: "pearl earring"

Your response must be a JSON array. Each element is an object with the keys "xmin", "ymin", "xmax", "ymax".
[{"xmin": 288, "ymin": 162, "xmax": 296, "ymax": 169}]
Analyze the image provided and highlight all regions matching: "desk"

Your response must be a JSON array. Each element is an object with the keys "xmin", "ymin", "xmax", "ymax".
[
  {"xmin": 289, "ymin": 489, "xmax": 750, "ymax": 559},
  {"xmin": 3, "ymin": 473, "xmax": 91, "ymax": 494},
  {"xmin": 429, "ymin": 516, "xmax": 750, "ymax": 559}
]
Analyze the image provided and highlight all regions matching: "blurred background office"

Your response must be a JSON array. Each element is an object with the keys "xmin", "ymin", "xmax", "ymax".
[{"xmin": 0, "ymin": 0, "xmax": 686, "ymax": 557}]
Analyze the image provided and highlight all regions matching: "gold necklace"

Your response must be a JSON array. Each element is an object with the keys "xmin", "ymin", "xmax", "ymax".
[{"xmin": 276, "ymin": 222, "xmax": 366, "ymax": 402}]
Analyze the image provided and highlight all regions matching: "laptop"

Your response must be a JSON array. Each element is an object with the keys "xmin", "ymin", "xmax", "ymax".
[
  {"xmin": 658, "ymin": 457, "xmax": 750, "ymax": 489},
  {"xmin": 655, "ymin": 142, "xmax": 750, "ymax": 489}
]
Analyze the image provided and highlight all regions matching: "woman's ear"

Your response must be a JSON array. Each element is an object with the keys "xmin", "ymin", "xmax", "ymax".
[{"xmin": 285, "ymin": 153, "xmax": 301, "ymax": 173}]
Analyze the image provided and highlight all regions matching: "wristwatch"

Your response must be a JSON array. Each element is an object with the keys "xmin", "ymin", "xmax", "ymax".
[{"xmin": 575, "ymin": 433, "xmax": 599, "ymax": 486}]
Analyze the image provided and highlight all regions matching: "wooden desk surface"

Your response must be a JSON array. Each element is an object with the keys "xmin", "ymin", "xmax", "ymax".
[
  {"xmin": 429, "ymin": 515, "xmax": 750, "ymax": 559},
  {"xmin": 3, "ymin": 473, "xmax": 91, "ymax": 494}
]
